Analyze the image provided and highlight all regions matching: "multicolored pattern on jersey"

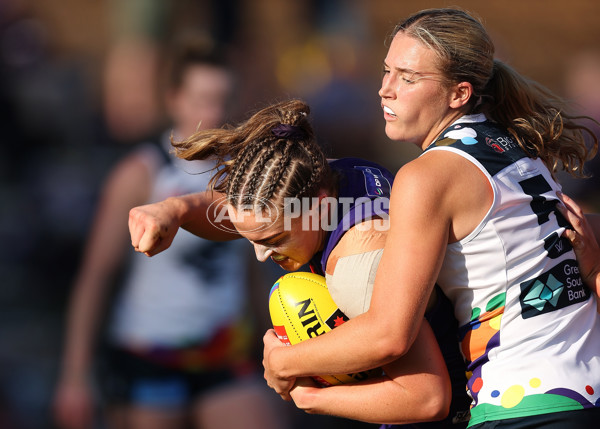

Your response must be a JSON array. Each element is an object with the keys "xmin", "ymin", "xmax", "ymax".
[
  {"xmin": 425, "ymin": 114, "xmax": 600, "ymax": 426},
  {"xmin": 310, "ymin": 158, "xmax": 471, "ymax": 428}
]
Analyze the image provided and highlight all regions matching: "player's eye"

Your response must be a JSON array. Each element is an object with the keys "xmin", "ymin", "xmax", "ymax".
[
  {"xmin": 263, "ymin": 236, "xmax": 286, "ymax": 248},
  {"xmin": 401, "ymin": 72, "xmax": 417, "ymax": 84}
]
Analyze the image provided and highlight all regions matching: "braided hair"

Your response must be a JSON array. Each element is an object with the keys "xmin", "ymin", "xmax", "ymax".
[{"xmin": 172, "ymin": 99, "xmax": 334, "ymax": 211}]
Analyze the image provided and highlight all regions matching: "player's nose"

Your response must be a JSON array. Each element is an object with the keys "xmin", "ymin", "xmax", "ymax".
[{"xmin": 254, "ymin": 243, "xmax": 273, "ymax": 262}]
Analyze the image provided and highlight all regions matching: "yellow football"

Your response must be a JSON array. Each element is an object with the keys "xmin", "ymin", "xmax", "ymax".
[{"xmin": 268, "ymin": 271, "xmax": 381, "ymax": 386}]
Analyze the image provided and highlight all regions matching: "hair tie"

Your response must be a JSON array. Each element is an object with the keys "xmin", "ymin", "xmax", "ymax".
[{"xmin": 272, "ymin": 124, "xmax": 306, "ymax": 140}]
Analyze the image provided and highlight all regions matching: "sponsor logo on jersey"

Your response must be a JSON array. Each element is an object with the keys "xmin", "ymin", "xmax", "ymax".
[
  {"xmin": 519, "ymin": 259, "xmax": 589, "ymax": 319},
  {"xmin": 354, "ymin": 166, "xmax": 391, "ymax": 197},
  {"xmin": 485, "ymin": 135, "xmax": 517, "ymax": 153},
  {"xmin": 543, "ymin": 232, "xmax": 572, "ymax": 259}
]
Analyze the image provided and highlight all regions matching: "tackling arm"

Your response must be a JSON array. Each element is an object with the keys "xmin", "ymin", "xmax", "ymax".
[{"xmin": 288, "ymin": 319, "xmax": 451, "ymax": 424}]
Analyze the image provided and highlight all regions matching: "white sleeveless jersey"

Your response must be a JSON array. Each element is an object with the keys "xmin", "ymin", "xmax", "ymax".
[
  {"xmin": 109, "ymin": 133, "xmax": 249, "ymax": 347},
  {"xmin": 425, "ymin": 114, "xmax": 600, "ymax": 425}
]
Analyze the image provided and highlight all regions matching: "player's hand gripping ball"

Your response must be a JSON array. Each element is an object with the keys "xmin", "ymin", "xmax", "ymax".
[{"xmin": 268, "ymin": 272, "xmax": 381, "ymax": 386}]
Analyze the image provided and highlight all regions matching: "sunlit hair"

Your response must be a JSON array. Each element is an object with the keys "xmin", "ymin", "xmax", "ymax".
[
  {"xmin": 393, "ymin": 8, "xmax": 598, "ymax": 177},
  {"xmin": 172, "ymin": 99, "xmax": 333, "ymax": 210}
]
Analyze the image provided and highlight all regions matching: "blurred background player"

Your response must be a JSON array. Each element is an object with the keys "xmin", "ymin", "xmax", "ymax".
[{"xmin": 52, "ymin": 34, "xmax": 286, "ymax": 429}]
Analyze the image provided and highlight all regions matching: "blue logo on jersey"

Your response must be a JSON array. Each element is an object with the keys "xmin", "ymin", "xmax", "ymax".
[
  {"xmin": 354, "ymin": 166, "xmax": 391, "ymax": 197},
  {"xmin": 522, "ymin": 274, "xmax": 564, "ymax": 311}
]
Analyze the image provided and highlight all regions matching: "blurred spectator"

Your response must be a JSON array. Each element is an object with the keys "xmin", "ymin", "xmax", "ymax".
[
  {"xmin": 100, "ymin": 38, "xmax": 164, "ymax": 145},
  {"xmin": 52, "ymin": 35, "xmax": 287, "ymax": 429}
]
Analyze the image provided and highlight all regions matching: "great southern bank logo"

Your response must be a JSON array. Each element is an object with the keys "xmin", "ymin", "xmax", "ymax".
[
  {"xmin": 522, "ymin": 274, "xmax": 564, "ymax": 312},
  {"xmin": 519, "ymin": 260, "xmax": 589, "ymax": 319}
]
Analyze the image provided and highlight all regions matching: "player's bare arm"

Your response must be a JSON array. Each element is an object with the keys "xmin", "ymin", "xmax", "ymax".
[
  {"xmin": 288, "ymin": 319, "xmax": 450, "ymax": 424},
  {"xmin": 129, "ymin": 191, "xmax": 240, "ymax": 256}
]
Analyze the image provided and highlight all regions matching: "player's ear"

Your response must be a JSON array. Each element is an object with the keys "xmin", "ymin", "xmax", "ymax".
[{"xmin": 449, "ymin": 81, "xmax": 473, "ymax": 108}]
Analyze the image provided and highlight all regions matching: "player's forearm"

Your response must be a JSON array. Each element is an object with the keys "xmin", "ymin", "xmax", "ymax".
[
  {"xmin": 59, "ymin": 254, "xmax": 116, "ymax": 379},
  {"xmin": 292, "ymin": 376, "xmax": 448, "ymax": 424},
  {"xmin": 289, "ymin": 319, "xmax": 451, "ymax": 424},
  {"xmin": 60, "ymin": 280, "xmax": 104, "ymax": 378},
  {"xmin": 168, "ymin": 192, "xmax": 240, "ymax": 241},
  {"xmin": 59, "ymin": 198, "xmax": 130, "ymax": 378},
  {"xmin": 271, "ymin": 311, "xmax": 402, "ymax": 379}
]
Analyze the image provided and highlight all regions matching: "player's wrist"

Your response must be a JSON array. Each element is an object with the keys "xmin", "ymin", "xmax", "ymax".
[
  {"xmin": 271, "ymin": 344, "xmax": 295, "ymax": 379},
  {"xmin": 164, "ymin": 195, "xmax": 191, "ymax": 226},
  {"xmin": 290, "ymin": 379, "xmax": 321, "ymax": 410}
]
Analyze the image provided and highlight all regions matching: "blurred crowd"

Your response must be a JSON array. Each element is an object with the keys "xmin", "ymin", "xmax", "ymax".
[{"xmin": 0, "ymin": 0, "xmax": 599, "ymax": 428}]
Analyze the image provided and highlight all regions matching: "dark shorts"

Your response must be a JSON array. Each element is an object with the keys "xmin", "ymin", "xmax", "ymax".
[
  {"xmin": 98, "ymin": 346, "xmax": 240, "ymax": 409},
  {"xmin": 468, "ymin": 407, "xmax": 600, "ymax": 428}
]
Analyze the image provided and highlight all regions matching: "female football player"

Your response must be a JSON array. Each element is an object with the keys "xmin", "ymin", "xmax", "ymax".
[{"xmin": 129, "ymin": 98, "xmax": 471, "ymax": 427}]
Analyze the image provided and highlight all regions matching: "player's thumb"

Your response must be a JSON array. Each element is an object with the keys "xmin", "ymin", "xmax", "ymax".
[{"xmin": 137, "ymin": 231, "xmax": 161, "ymax": 256}]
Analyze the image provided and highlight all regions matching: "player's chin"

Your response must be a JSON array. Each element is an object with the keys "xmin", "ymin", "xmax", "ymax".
[
  {"xmin": 273, "ymin": 257, "xmax": 303, "ymax": 271},
  {"xmin": 384, "ymin": 123, "xmax": 407, "ymax": 142}
]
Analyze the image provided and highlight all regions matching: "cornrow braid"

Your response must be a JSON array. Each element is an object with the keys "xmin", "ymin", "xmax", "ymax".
[
  {"xmin": 288, "ymin": 145, "xmax": 325, "ymax": 201},
  {"xmin": 261, "ymin": 140, "xmax": 293, "ymax": 203},
  {"xmin": 226, "ymin": 139, "xmax": 267, "ymax": 198},
  {"xmin": 238, "ymin": 138, "xmax": 279, "ymax": 206},
  {"xmin": 171, "ymin": 99, "xmax": 334, "ymax": 213}
]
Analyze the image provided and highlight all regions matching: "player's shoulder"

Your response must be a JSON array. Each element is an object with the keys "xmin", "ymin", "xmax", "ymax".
[
  {"xmin": 326, "ymin": 219, "xmax": 387, "ymax": 274},
  {"xmin": 336, "ymin": 219, "xmax": 388, "ymax": 255},
  {"xmin": 394, "ymin": 150, "xmax": 483, "ymax": 199}
]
